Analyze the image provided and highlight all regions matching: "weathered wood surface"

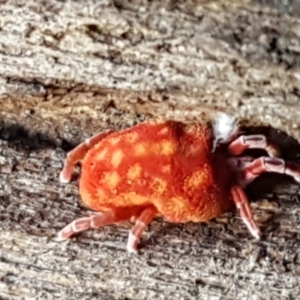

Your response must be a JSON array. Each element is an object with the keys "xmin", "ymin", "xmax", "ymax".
[{"xmin": 1, "ymin": 0, "xmax": 300, "ymax": 299}]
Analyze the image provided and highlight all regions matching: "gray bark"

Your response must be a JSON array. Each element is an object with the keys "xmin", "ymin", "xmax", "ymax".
[{"xmin": 1, "ymin": 0, "xmax": 300, "ymax": 299}]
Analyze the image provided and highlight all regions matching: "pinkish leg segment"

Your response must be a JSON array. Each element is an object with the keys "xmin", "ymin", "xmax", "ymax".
[
  {"xmin": 229, "ymin": 135, "xmax": 280, "ymax": 158},
  {"xmin": 231, "ymin": 185, "xmax": 261, "ymax": 239},
  {"xmin": 58, "ymin": 206, "xmax": 145, "ymax": 241},
  {"xmin": 238, "ymin": 157, "xmax": 300, "ymax": 187},
  {"xmin": 127, "ymin": 206, "xmax": 157, "ymax": 253},
  {"xmin": 227, "ymin": 156, "xmax": 255, "ymax": 171},
  {"xmin": 60, "ymin": 130, "xmax": 113, "ymax": 183}
]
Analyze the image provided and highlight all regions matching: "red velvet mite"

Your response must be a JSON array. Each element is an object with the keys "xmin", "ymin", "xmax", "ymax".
[{"xmin": 58, "ymin": 113, "xmax": 300, "ymax": 252}]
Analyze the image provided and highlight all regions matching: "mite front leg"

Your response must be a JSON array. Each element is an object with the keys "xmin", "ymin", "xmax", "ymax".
[
  {"xmin": 58, "ymin": 206, "xmax": 145, "ymax": 240},
  {"xmin": 127, "ymin": 206, "xmax": 157, "ymax": 253},
  {"xmin": 238, "ymin": 157, "xmax": 300, "ymax": 187},
  {"xmin": 231, "ymin": 185, "xmax": 261, "ymax": 240},
  {"xmin": 229, "ymin": 135, "xmax": 280, "ymax": 158},
  {"xmin": 60, "ymin": 130, "xmax": 113, "ymax": 183},
  {"xmin": 227, "ymin": 156, "xmax": 255, "ymax": 171}
]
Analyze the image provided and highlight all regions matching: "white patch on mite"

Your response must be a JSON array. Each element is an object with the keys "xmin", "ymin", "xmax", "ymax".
[
  {"xmin": 212, "ymin": 113, "xmax": 239, "ymax": 151},
  {"xmin": 111, "ymin": 149, "xmax": 124, "ymax": 168}
]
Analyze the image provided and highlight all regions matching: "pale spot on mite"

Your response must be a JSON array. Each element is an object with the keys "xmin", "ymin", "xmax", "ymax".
[
  {"xmin": 151, "ymin": 178, "xmax": 167, "ymax": 195},
  {"xmin": 170, "ymin": 197, "xmax": 186, "ymax": 209},
  {"xmin": 152, "ymin": 140, "xmax": 177, "ymax": 156},
  {"xmin": 96, "ymin": 187, "xmax": 109, "ymax": 199},
  {"xmin": 127, "ymin": 163, "xmax": 142, "ymax": 180},
  {"xmin": 109, "ymin": 136, "xmax": 122, "ymax": 145},
  {"xmin": 134, "ymin": 143, "xmax": 147, "ymax": 156},
  {"xmin": 184, "ymin": 167, "xmax": 210, "ymax": 190},
  {"xmin": 160, "ymin": 140, "xmax": 177, "ymax": 155},
  {"xmin": 157, "ymin": 127, "xmax": 170, "ymax": 136},
  {"xmin": 95, "ymin": 147, "xmax": 109, "ymax": 161},
  {"xmin": 103, "ymin": 171, "xmax": 121, "ymax": 189},
  {"xmin": 111, "ymin": 149, "xmax": 124, "ymax": 168},
  {"xmin": 120, "ymin": 192, "xmax": 149, "ymax": 206},
  {"xmin": 161, "ymin": 164, "xmax": 172, "ymax": 174}
]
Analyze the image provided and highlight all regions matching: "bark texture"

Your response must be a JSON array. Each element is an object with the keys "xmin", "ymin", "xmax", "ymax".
[{"xmin": 1, "ymin": 0, "xmax": 300, "ymax": 299}]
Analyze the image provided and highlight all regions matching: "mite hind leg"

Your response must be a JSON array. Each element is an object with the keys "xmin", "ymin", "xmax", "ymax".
[
  {"xmin": 60, "ymin": 129, "xmax": 113, "ymax": 183},
  {"xmin": 126, "ymin": 206, "xmax": 157, "ymax": 253},
  {"xmin": 58, "ymin": 206, "xmax": 145, "ymax": 241},
  {"xmin": 231, "ymin": 185, "xmax": 261, "ymax": 240}
]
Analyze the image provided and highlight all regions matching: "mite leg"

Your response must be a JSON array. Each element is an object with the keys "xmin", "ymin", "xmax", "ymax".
[
  {"xmin": 227, "ymin": 157, "xmax": 256, "ymax": 188},
  {"xmin": 231, "ymin": 185, "xmax": 261, "ymax": 240},
  {"xmin": 229, "ymin": 135, "xmax": 280, "ymax": 158},
  {"xmin": 227, "ymin": 156, "xmax": 255, "ymax": 171},
  {"xmin": 60, "ymin": 129, "xmax": 113, "ymax": 183},
  {"xmin": 237, "ymin": 157, "xmax": 300, "ymax": 187},
  {"xmin": 127, "ymin": 206, "xmax": 157, "ymax": 253},
  {"xmin": 57, "ymin": 206, "xmax": 145, "ymax": 240}
]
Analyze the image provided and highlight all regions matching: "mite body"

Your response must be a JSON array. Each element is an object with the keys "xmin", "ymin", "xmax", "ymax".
[{"xmin": 58, "ymin": 114, "xmax": 300, "ymax": 252}]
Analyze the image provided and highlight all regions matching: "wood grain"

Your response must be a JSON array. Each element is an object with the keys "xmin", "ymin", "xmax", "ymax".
[{"xmin": 1, "ymin": 0, "xmax": 300, "ymax": 299}]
